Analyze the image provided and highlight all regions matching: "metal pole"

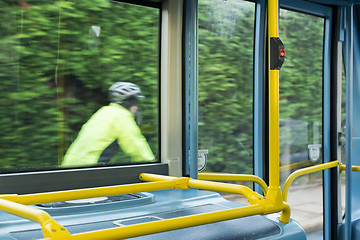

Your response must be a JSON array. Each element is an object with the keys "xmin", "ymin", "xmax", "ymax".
[{"xmin": 268, "ymin": 0, "xmax": 280, "ymax": 190}]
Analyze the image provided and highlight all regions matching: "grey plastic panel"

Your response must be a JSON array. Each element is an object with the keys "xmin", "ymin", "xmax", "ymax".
[
  {"xmin": 0, "ymin": 163, "xmax": 168, "ymax": 194},
  {"xmin": 36, "ymin": 192, "xmax": 155, "ymax": 215}
]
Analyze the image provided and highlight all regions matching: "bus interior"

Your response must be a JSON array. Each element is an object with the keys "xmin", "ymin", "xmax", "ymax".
[{"xmin": 0, "ymin": 0, "xmax": 360, "ymax": 239}]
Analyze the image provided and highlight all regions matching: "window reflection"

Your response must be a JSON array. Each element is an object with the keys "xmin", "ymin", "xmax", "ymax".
[{"xmin": 0, "ymin": 0, "xmax": 159, "ymax": 171}]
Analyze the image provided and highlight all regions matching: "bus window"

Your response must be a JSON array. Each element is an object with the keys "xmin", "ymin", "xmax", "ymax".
[
  {"xmin": 279, "ymin": 8, "xmax": 325, "ymax": 238},
  {"xmin": 198, "ymin": 0, "xmax": 255, "ymax": 178},
  {"xmin": 0, "ymin": 0, "xmax": 160, "ymax": 171}
]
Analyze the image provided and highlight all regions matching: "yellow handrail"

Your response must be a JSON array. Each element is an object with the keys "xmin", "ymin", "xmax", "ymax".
[
  {"xmin": 282, "ymin": 161, "xmax": 340, "ymax": 202},
  {"xmin": 280, "ymin": 162, "xmax": 360, "ymax": 199},
  {"xmin": 268, "ymin": 0, "xmax": 280, "ymax": 191},
  {"xmin": 0, "ymin": 172, "xmax": 293, "ymax": 240},
  {"xmin": 340, "ymin": 164, "xmax": 360, "ymax": 172},
  {"xmin": 0, "ymin": 180, "xmax": 176, "ymax": 205},
  {"xmin": 140, "ymin": 173, "xmax": 264, "ymax": 204},
  {"xmin": 278, "ymin": 161, "xmax": 341, "ymax": 222},
  {"xmin": 0, "ymin": 198, "xmax": 71, "ymax": 239},
  {"xmin": 198, "ymin": 172, "xmax": 268, "ymax": 195},
  {"xmin": 44, "ymin": 204, "xmax": 267, "ymax": 240},
  {"xmin": 279, "ymin": 161, "xmax": 360, "ymax": 221},
  {"xmin": 266, "ymin": 0, "xmax": 284, "ymax": 214},
  {"xmin": 140, "ymin": 173, "xmax": 289, "ymax": 223},
  {"xmin": 0, "ymin": 180, "xmax": 180, "ymax": 240}
]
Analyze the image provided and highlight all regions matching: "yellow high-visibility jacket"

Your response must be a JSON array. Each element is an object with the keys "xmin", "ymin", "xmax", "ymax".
[{"xmin": 62, "ymin": 103, "xmax": 154, "ymax": 167}]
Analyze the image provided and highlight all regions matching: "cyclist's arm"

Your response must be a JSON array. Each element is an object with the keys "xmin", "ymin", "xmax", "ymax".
[{"xmin": 115, "ymin": 112, "xmax": 155, "ymax": 162}]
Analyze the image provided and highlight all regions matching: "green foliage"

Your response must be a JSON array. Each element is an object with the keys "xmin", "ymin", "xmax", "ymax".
[
  {"xmin": 279, "ymin": 10, "xmax": 324, "ymax": 162},
  {"xmin": 198, "ymin": 2, "xmax": 325, "ymax": 174},
  {"xmin": 0, "ymin": 0, "xmax": 159, "ymax": 170},
  {"xmin": 198, "ymin": 0, "xmax": 255, "ymax": 174},
  {"xmin": 0, "ymin": 0, "xmax": 326, "ymax": 174}
]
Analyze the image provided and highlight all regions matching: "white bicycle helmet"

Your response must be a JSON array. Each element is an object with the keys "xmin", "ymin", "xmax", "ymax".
[{"xmin": 109, "ymin": 82, "xmax": 145, "ymax": 103}]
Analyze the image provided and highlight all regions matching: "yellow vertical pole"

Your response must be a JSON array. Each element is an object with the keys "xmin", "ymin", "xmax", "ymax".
[
  {"xmin": 268, "ymin": 0, "xmax": 279, "ymax": 189},
  {"xmin": 266, "ymin": 0, "xmax": 283, "ymax": 210}
]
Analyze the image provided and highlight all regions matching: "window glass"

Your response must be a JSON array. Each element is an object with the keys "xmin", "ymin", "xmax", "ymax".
[
  {"xmin": 0, "ymin": 0, "xmax": 159, "ymax": 171},
  {"xmin": 198, "ymin": 0, "xmax": 255, "ymax": 176},
  {"xmin": 279, "ymin": 9, "xmax": 324, "ymax": 239}
]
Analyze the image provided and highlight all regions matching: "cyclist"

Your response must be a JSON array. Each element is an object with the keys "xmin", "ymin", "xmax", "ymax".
[{"xmin": 61, "ymin": 82, "xmax": 155, "ymax": 167}]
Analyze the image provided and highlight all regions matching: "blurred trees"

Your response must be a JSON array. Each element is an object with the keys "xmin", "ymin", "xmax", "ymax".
[
  {"xmin": 0, "ymin": 0, "xmax": 325, "ymax": 173},
  {"xmin": 198, "ymin": 1, "xmax": 324, "ymax": 174},
  {"xmin": 278, "ymin": 10, "xmax": 324, "ymax": 166},
  {"xmin": 0, "ymin": 0, "xmax": 159, "ymax": 169},
  {"xmin": 198, "ymin": 0, "xmax": 255, "ymax": 174}
]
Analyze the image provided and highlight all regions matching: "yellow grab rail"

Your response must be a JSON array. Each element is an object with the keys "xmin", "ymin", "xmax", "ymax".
[
  {"xmin": 279, "ymin": 161, "xmax": 360, "ymax": 221},
  {"xmin": 140, "ymin": 173, "xmax": 264, "ymax": 204},
  {"xmin": 52, "ymin": 204, "xmax": 267, "ymax": 240},
  {"xmin": 0, "ymin": 180, "xmax": 180, "ymax": 240},
  {"xmin": 0, "ymin": 180, "xmax": 176, "ymax": 205},
  {"xmin": 0, "ymin": 198, "xmax": 71, "ymax": 239},
  {"xmin": 266, "ymin": 0, "xmax": 284, "ymax": 213},
  {"xmin": 0, "ymin": 173, "xmax": 292, "ymax": 240},
  {"xmin": 282, "ymin": 161, "xmax": 340, "ymax": 202},
  {"xmin": 198, "ymin": 172, "xmax": 268, "ymax": 195},
  {"xmin": 340, "ymin": 164, "xmax": 360, "ymax": 172},
  {"xmin": 268, "ymin": 0, "xmax": 280, "ymax": 191},
  {"xmin": 140, "ymin": 173, "xmax": 291, "ymax": 222},
  {"xmin": 140, "ymin": 173, "xmax": 290, "ymax": 223}
]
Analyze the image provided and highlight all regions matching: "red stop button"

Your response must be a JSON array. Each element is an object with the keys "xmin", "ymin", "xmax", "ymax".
[{"xmin": 280, "ymin": 49, "xmax": 285, "ymax": 57}]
